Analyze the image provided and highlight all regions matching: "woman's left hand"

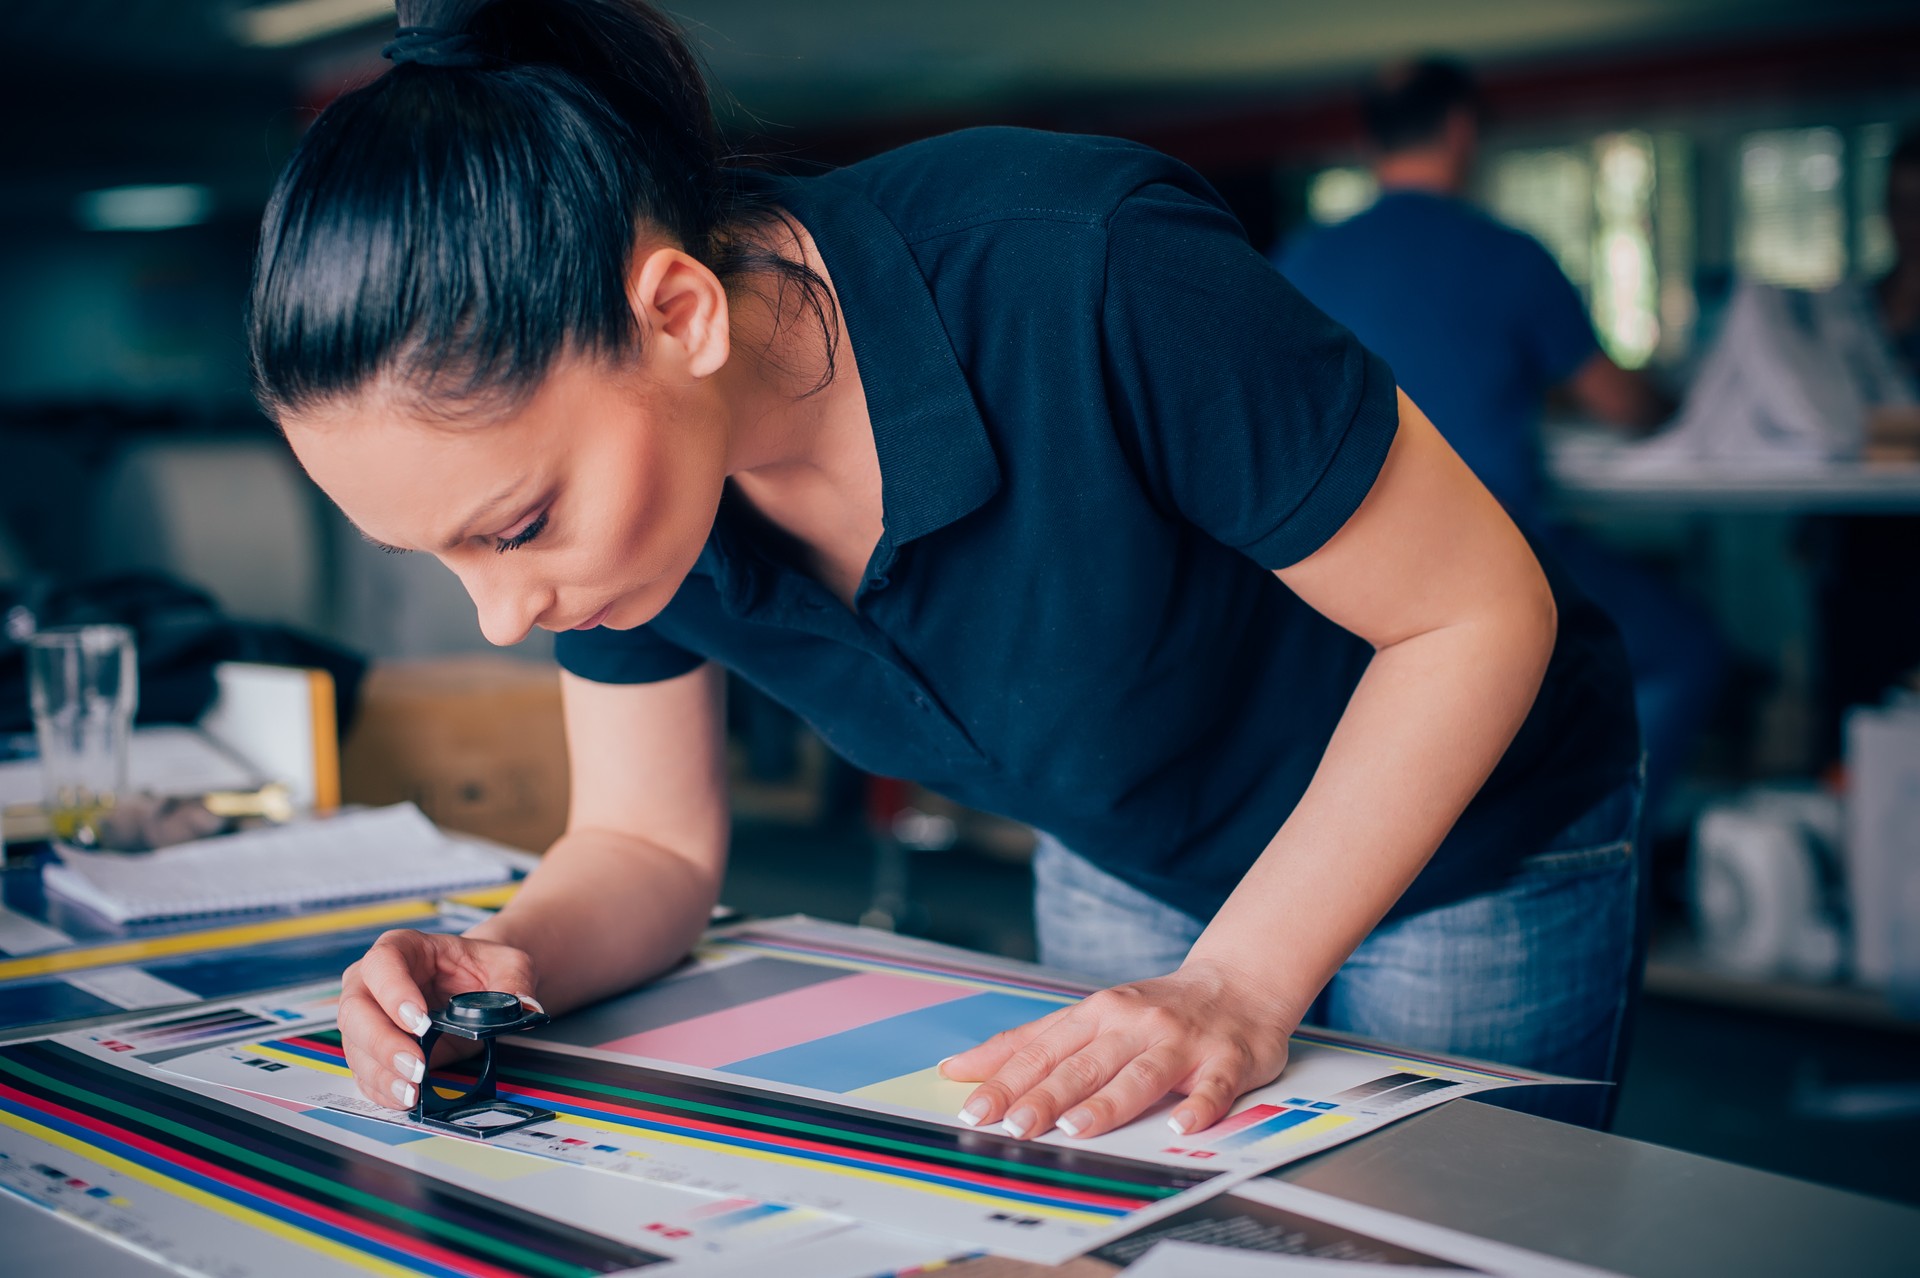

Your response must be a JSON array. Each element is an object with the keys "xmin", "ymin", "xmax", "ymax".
[{"xmin": 938, "ymin": 959, "xmax": 1297, "ymax": 1140}]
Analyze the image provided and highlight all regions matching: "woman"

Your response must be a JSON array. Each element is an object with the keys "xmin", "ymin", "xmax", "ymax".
[{"xmin": 260, "ymin": 0, "xmax": 1643, "ymax": 1140}]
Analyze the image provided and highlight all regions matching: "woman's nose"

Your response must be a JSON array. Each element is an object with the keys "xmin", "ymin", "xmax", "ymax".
[{"xmin": 453, "ymin": 561, "xmax": 546, "ymax": 647}]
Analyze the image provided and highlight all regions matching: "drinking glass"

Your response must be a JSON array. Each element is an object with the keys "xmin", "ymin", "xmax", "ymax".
[{"xmin": 26, "ymin": 625, "xmax": 139, "ymax": 847}]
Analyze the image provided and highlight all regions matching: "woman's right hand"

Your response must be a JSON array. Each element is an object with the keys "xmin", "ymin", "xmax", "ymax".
[{"xmin": 337, "ymin": 929, "xmax": 542, "ymax": 1111}]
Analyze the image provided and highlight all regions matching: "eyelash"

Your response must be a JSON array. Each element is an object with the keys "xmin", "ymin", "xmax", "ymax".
[{"xmin": 495, "ymin": 510, "xmax": 549, "ymax": 553}]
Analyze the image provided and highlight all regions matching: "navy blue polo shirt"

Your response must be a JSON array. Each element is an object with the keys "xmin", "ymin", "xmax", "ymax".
[{"xmin": 557, "ymin": 128, "xmax": 1639, "ymax": 923}]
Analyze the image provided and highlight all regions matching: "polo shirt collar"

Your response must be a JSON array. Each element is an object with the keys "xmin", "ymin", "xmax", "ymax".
[{"xmin": 721, "ymin": 170, "xmax": 1001, "ymax": 557}]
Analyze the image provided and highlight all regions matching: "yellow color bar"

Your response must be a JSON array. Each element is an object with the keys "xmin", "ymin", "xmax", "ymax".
[
  {"xmin": 448, "ymin": 883, "xmax": 520, "ymax": 910},
  {"xmin": 0, "ymin": 898, "xmax": 443, "ymax": 983}
]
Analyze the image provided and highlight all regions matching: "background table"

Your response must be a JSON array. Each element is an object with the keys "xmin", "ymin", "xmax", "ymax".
[
  {"xmin": 1546, "ymin": 435, "xmax": 1920, "ymax": 515},
  {"xmin": 1281, "ymin": 1099, "xmax": 1920, "ymax": 1278}
]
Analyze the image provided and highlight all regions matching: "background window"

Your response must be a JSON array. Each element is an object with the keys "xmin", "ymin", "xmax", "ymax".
[
  {"xmin": 1490, "ymin": 135, "xmax": 1687, "ymax": 369},
  {"xmin": 1591, "ymin": 131, "xmax": 1661, "ymax": 368},
  {"xmin": 1306, "ymin": 166, "xmax": 1379, "ymax": 225},
  {"xmin": 1734, "ymin": 127, "xmax": 1847, "ymax": 289}
]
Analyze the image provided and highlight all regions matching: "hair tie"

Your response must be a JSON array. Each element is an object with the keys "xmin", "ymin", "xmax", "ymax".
[{"xmin": 382, "ymin": 26, "xmax": 492, "ymax": 69}]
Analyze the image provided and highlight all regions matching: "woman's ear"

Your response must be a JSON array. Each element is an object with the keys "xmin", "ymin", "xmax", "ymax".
[{"xmin": 627, "ymin": 244, "xmax": 731, "ymax": 380}]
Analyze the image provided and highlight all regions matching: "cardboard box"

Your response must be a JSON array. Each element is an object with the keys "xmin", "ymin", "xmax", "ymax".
[{"xmin": 341, "ymin": 657, "xmax": 568, "ymax": 854}]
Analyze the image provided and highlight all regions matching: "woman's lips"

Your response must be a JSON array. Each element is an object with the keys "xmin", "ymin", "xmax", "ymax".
[{"xmin": 573, "ymin": 602, "xmax": 614, "ymax": 630}]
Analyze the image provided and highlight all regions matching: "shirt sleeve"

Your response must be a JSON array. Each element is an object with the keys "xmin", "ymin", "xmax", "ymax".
[
  {"xmin": 1513, "ymin": 233, "xmax": 1601, "ymax": 385},
  {"xmin": 553, "ymin": 623, "xmax": 704, "ymax": 684},
  {"xmin": 1101, "ymin": 182, "xmax": 1401, "ymax": 570}
]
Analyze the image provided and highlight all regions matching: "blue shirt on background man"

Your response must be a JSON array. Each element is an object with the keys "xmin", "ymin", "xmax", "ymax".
[
  {"xmin": 1277, "ymin": 190, "xmax": 1598, "ymax": 533},
  {"xmin": 1279, "ymin": 183, "xmax": 1724, "ymax": 825}
]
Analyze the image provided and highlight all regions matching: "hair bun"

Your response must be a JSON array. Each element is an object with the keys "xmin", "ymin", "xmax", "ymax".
[{"xmin": 382, "ymin": 25, "xmax": 492, "ymax": 68}]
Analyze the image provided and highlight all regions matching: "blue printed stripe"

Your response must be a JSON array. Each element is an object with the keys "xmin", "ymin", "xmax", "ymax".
[
  {"xmin": 724, "ymin": 992, "xmax": 1063, "ymax": 1093},
  {"xmin": 497, "ymin": 1089, "xmax": 1126, "ymax": 1218},
  {"xmin": 0, "ymin": 1089, "xmax": 475, "ymax": 1278}
]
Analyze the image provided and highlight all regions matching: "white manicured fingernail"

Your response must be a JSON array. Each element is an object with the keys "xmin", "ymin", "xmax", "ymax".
[
  {"xmin": 399, "ymin": 1003, "xmax": 431, "ymax": 1036},
  {"xmin": 517, "ymin": 994, "xmax": 546, "ymax": 1014},
  {"xmin": 1055, "ymin": 1114, "xmax": 1083, "ymax": 1137},
  {"xmin": 1004, "ymin": 1107, "xmax": 1037, "ymax": 1139},
  {"xmin": 393, "ymin": 1053, "xmax": 424, "ymax": 1084},
  {"xmin": 392, "ymin": 1079, "xmax": 417, "ymax": 1107},
  {"xmin": 1167, "ymin": 1114, "xmax": 1191, "ymax": 1136},
  {"xmin": 958, "ymin": 1098, "xmax": 989, "ymax": 1126}
]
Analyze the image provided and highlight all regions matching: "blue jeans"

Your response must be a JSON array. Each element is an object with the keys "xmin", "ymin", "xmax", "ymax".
[{"xmin": 1032, "ymin": 775, "xmax": 1647, "ymax": 1130}]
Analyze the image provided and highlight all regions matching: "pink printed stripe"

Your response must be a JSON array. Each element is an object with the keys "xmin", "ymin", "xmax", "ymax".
[
  {"xmin": 597, "ymin": 971, "xmax": 972, "ymax": 1068},
  {"xmin": 1206, "ymin": 1103, "xmax": 1284, "ymax": 1138}
]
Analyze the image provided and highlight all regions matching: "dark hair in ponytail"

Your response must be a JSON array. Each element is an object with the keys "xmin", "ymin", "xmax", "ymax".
[{"xmin": 247, "ymin": 0, "xmax": 835, "ymax": 420}]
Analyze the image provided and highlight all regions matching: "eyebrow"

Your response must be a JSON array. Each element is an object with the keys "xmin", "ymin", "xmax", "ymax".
[{"xmin": 351, "ymin": 482, "xmax": 530, "ymax": 556}]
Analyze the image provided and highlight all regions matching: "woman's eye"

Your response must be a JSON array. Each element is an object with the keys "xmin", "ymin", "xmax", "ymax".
[{"xmin": 494, "ymin": 510, "xmax": 549, "ymax": 553}]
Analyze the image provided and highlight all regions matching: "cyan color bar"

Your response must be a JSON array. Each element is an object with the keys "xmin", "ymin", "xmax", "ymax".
[{"xmin": 723, "ymin": 991, "xmax": 1063, "ymax": 1093}]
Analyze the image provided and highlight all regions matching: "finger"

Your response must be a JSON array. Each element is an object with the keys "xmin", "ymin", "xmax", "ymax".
[
  {"xmin": 471, "ymin": 940, "xmax": 541, "ymax": 1014},
  {"xmin": 1051, "ymin": 1044, "xmax": 1190, "ymax": 1139},
  {"xmin": 1167, "ymin": 1065, "xmax": 1249, "ymax": 1138},
  {"xmin": 1000, "ymin": 1040, "xmax": 1149, "ymax": 1141},
  {"xmin": 336, "ymin": 990, "xmax": 426, "ymax": 1110},
  {"xmin": 940, "ymin": 1005, "xmax": 1072, "ymax": 1082},
  {"xmin": 357, "ymin": 931, "xmax": 435, "ymax": 1038},
  {"xmin": 956, "ymin": 1016, "xmax": 1099, "ymax": 1133}
]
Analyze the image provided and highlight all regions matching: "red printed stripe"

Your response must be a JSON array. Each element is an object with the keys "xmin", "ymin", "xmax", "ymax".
[
  {"xmin": 0, "ymin": 1080, "xmax": 526, "ymax": 1278},
  {"xmin": 287, "ymin": 1036, "xmax": 1146, "ymax": 1212},
  {"xmin": 498, "ymin": 1076, "xmax": 1142, "ymax": 1211}
]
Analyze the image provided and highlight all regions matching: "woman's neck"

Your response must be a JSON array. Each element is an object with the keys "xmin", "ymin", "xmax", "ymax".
[{"xmin": 711, "ymin": 216, "xmax": 884, "ymax": 606}]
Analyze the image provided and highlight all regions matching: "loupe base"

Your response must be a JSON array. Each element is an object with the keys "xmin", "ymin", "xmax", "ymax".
[{"xmin": 412, "ymin": 1095, "xmax": 554, "ymax": 1139}]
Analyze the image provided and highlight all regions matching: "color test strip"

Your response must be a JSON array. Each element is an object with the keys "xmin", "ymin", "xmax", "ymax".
[
  {"xmin": 1210, "ymin": 1107, "xmax": 1318, "ymax": 1152},
  {"xmin": 598, "ymin": 972, "xmax": 970, "ymax": 1068},
  {"xmin": 1203, "ymin": 1103, "xmax": 1288, "ymax": 1141},
  {"xmin": 263, "ymin": 1032, "xmax": 1205, "ymax": 1223},
  {"xmin": 724, "ymin": 991, "xmax": 1063, "ymax": 1094},
  {"xmin": 0, "ymin": 1040, "xmax": 659, "ymax": 1277},
  {"xmin": 545, "ymin": 958, "xmax": 846, "ymax": 1051}
]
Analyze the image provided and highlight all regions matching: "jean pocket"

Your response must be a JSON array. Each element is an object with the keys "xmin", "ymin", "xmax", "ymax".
[
  {"xmin": 1515, "ymin": 777, "xmax": 1642, "ymax": 878},
  {"xmin": 1515, "ymin": 838, "xmax": 1635, "ymax": 877}
]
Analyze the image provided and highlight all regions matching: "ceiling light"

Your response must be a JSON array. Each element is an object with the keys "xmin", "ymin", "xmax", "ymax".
[
  {"xmin": 232, "ymin": 0, "xmax": 393, "ymax": 49},
  {"xmin": 75, "ymin": 185, "xmax": 214, "ymax": 232}
]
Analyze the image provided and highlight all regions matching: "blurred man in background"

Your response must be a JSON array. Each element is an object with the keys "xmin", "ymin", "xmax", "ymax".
[
  {"xmin": 1277, "ymin": 57, "xmax": 1723, "ymax": 825},
  {"xmin": 1875, "ymin": 126, "xmax": 1920, "ymax": 387}
]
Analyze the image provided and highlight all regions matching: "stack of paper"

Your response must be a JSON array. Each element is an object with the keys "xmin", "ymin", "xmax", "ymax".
[{"xmin": 43, "ymin": 803, "xmax": 509, "ymax": 924}]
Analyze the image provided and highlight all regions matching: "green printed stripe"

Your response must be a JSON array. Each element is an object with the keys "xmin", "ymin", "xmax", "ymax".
[
  {"xmin": 504, "ymin": 1063, "xmax": 1180, "ymax": 1201},
  {"xmin": 0, "ymin": 1055, "xmax": 591, "ymax": 1278}
]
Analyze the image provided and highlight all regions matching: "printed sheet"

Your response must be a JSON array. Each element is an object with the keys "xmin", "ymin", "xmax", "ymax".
[
  {"xmin": 0, "ymin": 989, "xmax": 853, "ymax": 1277},
  {"xmin": 157, "ymin": 918, "xmax": 1588, "ymax": 1265}
]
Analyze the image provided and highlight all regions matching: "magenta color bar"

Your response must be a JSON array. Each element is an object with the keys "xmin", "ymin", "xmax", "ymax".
[
  {"xmin": 1204, "ymin": 1102, "xmax": 1286, "ymax": 1141},
  {"xmin": 594, "ymin": 971, "xmax": 973, "ymax": 1068}
]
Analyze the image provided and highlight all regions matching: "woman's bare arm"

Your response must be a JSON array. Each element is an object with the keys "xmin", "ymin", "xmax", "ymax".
[{"xmin": 464, "ymin": 662, "xmax": 731, "ymax": 1014}]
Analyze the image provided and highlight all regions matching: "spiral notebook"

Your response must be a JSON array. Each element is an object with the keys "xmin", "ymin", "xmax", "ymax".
[{"xmin": 42, "ymin": 803, "xmax": 511, "ymax": 924}]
